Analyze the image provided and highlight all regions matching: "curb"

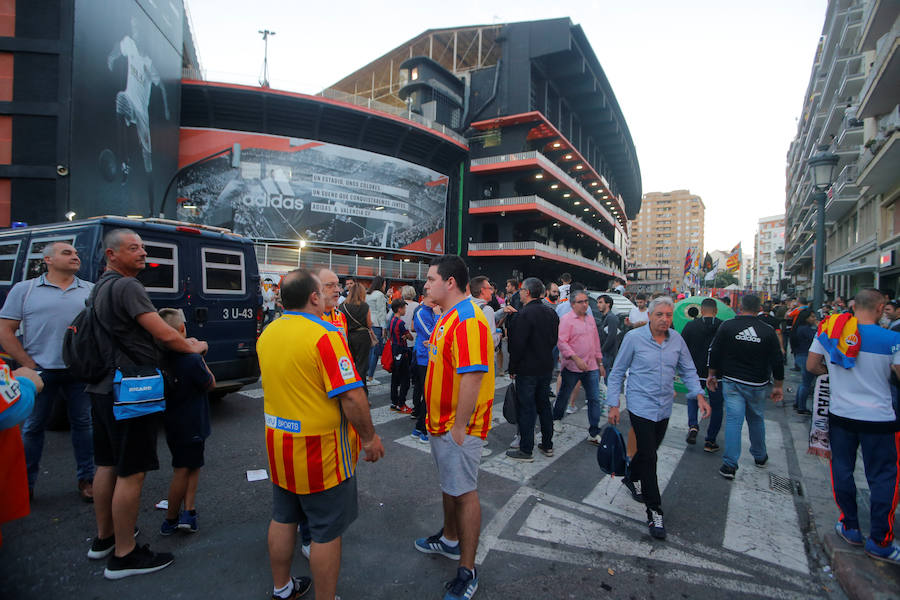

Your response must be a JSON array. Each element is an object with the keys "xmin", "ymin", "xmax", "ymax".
[{"xmin": 822, "ymin": 526, "xmax": 900, "ymax": 600}]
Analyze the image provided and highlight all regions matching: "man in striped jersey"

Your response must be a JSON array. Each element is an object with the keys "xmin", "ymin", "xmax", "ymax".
[
  {"xmin": 415, "ymin": 254, "xmax": 494, "ymax": 600},
  {"xmin": 258, "ymin": 268, "xmax": 384, "ymax": 600}
]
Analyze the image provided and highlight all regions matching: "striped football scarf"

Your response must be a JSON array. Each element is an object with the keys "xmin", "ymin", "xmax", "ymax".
[{"xmin": 815, "ymin": 313, "xmax": 861, "ymax": 369}]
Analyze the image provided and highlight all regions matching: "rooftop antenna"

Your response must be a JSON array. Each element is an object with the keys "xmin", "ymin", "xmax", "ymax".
[{"xmin": 258, "ymin": 29, "xmax": 275, "ymax": 87}]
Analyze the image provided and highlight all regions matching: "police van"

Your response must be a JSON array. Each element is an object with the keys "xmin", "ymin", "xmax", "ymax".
[{"xmin": 0, "ymin": 216, "xmax": 261, "ymax": 397}]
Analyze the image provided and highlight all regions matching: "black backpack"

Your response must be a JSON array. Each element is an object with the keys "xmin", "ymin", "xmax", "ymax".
[{"xmin": 63, "ymin": 277, "xmax": 117, "ymax": 383}]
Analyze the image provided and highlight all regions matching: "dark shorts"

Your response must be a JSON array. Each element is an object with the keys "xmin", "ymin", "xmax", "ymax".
[
  {"xmin": 271, "ymin": 476, "xmax": 358, "ymax": 544},
  {"xmin": 90, "ymin": 393, "xmax": 159, "ymax": 477},
  {"xmin": 167, "ymin": 438, "xmax": 205, "ymax": 469}
]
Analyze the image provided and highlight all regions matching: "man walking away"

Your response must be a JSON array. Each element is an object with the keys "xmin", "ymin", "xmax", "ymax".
[
  {"xmin": 607, "ymin": 297, "xmax": 708, "ymax": 540},
  {"xmin": 596, "ymin": 294, "xmax": 620, "ymax": 382},
  {"xmin": 792, "ymin": 309, "xmax": 817, "ymax": 415},
  {"xmin": 506, "ymin": 278, "xmax": 559, "ymax": 461},
  {"xmin": 708, "ymin": 294, "xmax": 784, "ymax": 480},
  {"xmin": 410, "ymin": 295, "xmax": 439, "ymax": 442},
  {"xmin": 558, "ymin": 272, "xmax": 572, "ymax": 302},
  {"xmin": 807, "ymin": 288, "xmax": 900, "ymax": 565},
  {"xmin": 679, "ymin": 298, "xmax": 725, "ymax": 450},
  {"xmin": 0, "ymin": 242, "xmax": 94, "ymax": 502},
  {"xmin": 415, "ymin": 255, "xmax": 494, "ymax": 600},
  {"xmin": 85, "ymin": 229, "xmax": 208, "ymax": 579},
  {"xmin": 553, "ymin": 290, "xmax": 604, "ymax": 444},
  {"xmin": 259, "ymin": 269, "xmax": 384, "ymax": 599}
]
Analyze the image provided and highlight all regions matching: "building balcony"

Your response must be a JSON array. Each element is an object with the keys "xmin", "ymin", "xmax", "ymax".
[
  {"xmin": 857, "ymin": 26, "xmax": 900, "ymax": 119},
  {"xmin": 858, "ymin": 130, "xmax": 900, "ymax": 195},
  {"xmin": 468, "ymin": 196, "xmax": 620, "ymax": 255},
  {"xmin": 837, "ymin": 58, "xmax": 866, "ymax": 98},
  {"xmin": 838, "ymin": 5, "xmax": 864, "ymax": 51},
  {"xmin": 786, "ymin": 236, "xmax": 814, "ymax": 271},
  {"xmin": 469, "ymin": 151, "xmax": 620, "ymax": 229},
  {"xmin": 825, "ymin": 164, "xmax": 859, "ymax": 222},
  {"xmin": 858, "ymin": 0, "xmax": 898, "ymax": 53},
  {"xmin": 836, "ymin": 115, "xmax": 864, "ymax": 148},
  {"xmin": 467, "ymin": 241, "xmax": 623, "ymax": 278}
]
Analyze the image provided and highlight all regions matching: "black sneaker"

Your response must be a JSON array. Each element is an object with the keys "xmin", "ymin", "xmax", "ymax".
[
  {"xmin": 537, "ymin": 443, "xmax": 554, "ymax": 457},
  {"xmin": 686, "ymin": 427, "xmax": 699, "ymax": 445},
  {"xmin": 505, "ymin": 449, "xmax": 534, "ymax": 462},
  {"xmin": 87, "ymin": 527, "xmax": 140, "ymax": 560},
  {"xmin": 622, "ymin": 478, "xmax": 644, "ymax": 503},
  {"xmin": 754, "ymin": 455, "xmax": 769, "ymax": 468},
  {"xmin": 103, "ymin": 544, "xmax": 174, "ymax": 580},
  {"xmin": 273, "ymin": 576, "xmax": 312, "ymax": 599},
  {"xmin": 703, "ymin": 441, "xmax": 720, "ymax": 453},
  {"xmin": 647, "ymin": 509, "xmax": 666, "ymax": 540},
  {"xmin": 719, "ymin": 464, "xmax": 737, "ymax": 480}
]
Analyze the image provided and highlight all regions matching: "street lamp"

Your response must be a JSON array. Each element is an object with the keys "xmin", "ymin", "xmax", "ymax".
[
  {"xmin": 774, "ymin": 247, "xmax": 785, "ymax": 298},
  {"xmin": 808, "ymin": 147, "xmax": 839, "ymax": 310},
  {"xmin": 768, "ymin": 266, "xmax": 774, "ymax": 296}
]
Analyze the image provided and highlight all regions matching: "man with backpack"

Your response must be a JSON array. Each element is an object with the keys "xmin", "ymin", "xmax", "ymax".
[
  {"xmin": 679, "ymin": 298, "xmax": 725, "ymax": 451},
  {"xmin": 0, "ymin": 241, "xmax": 94, "ymax": 502},
  {"xmin": 83, "ymin": 229, "xmax": 208, "ymax": 579}
]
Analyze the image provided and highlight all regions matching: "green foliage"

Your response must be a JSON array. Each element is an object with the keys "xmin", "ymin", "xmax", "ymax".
[{"xmin": 713, "ymin": 271, "xmax": 738, "ymax": 288}]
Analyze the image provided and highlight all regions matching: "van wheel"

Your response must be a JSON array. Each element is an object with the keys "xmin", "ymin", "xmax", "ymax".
[{"xmin": 47, "ymin": 395, "xmax": 70, "ymax": 431}]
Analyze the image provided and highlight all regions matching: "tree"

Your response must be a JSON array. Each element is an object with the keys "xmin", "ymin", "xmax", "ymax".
[{"xmin": 713, "ymin": 271, "xmax": 738, "ymax": 288}]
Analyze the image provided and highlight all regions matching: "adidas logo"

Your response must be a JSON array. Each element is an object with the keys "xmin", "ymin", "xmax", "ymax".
[{"xmin": 735, "ymin": 326, "xmax": 761, "ymax": 343}]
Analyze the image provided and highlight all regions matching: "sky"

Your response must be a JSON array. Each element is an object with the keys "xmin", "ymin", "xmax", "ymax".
[{"xmin": 185, "ymin": 0, "xmax": 827, "ymax": 256}]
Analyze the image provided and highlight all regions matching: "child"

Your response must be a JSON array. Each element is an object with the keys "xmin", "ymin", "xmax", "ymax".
[
  {"xmin": 388, "ymin": 299, "xmax": 413, "ymax": 413},
  {"xmin": 158, "ymin": 308, "xmax": 215, "ymax": 535}
]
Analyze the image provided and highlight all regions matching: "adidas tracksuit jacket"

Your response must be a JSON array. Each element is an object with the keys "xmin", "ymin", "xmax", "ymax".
[{"xmin": 708, "ymin": 315, "xmax": 785, "ymax": 385}]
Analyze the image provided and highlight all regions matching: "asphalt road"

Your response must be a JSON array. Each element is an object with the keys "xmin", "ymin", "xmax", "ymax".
[{"xmin": 0, "ymin": 367, "xmax": 853, "ymax": 600}]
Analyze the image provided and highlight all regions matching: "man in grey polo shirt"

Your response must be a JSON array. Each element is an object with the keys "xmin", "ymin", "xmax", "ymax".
[{"xmin": 0, "ymin": 241, "xmax": 94, "ymax": 502}]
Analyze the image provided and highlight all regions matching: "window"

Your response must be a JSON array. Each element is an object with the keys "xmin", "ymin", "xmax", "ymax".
[
  {"xmin": 202, "ymin": 248, "xmax": 245, "ymax": 294},
  {"xmin": 137, "ymin": 241, "xmax": 178, "ymax": 293},
  {"xmin": 24, "ymin": 237, "xmax": 75, "ymax": 280},
  {"xmin": 0, "ymin": 241, "xmax": 20, "ymax": 284}
]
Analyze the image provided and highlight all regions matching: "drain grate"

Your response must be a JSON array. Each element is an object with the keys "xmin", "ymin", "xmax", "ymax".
[{"xmin": 770, "ymin": 473, "xmax": 803, "ymax": 496}]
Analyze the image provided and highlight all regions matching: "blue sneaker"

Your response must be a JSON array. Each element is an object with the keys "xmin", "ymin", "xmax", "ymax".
[
  {"xmin": 443, "ymin": 566, "xmax": 477, "ymax": 600},
  {"xmin": 160, "ymin": 518, "xmax": 179, "ymax": 536},
  {"xmin": 414, "ymin": 528, "xmax": 460, "ymax": 560},
  {"xmin": 177, "ymin": 510, "xmax": 198, "ymax": 533},
  {"xmin": 835, "ymin": 521, "xmax": 863, "ymax": 546},
  {"xmin": 864, "ymin": 538, "xmax": 900, "ymax": 565},
  {"xmin": 417, "ymin": 430, "xmax": 429, "ymax": 444}
]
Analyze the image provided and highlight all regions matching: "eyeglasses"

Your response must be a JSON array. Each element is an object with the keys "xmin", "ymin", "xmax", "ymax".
[{"xmin": 323, "ymin": 282, "xmax": 342, "ymax": 289}]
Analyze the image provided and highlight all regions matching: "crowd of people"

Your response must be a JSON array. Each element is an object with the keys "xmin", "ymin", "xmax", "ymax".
[{"xmin": 1, "ymin": 245, "xmax": 899, "ymax": 600}]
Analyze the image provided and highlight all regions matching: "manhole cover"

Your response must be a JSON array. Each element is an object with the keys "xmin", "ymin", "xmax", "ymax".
[{"xmin": 769, "ymin": 473, "xmax": 803, "ymax": 496}]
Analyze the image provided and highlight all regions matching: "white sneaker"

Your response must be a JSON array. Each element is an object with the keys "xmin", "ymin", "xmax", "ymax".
[
  {"xmin": 301, "ymin": 543, "xmax": 311, "ymax": 559},
  {"xmin": 553, "ymin": 420, "xmax": 563, "ymax": 433},
  {"xmin": 587, "ymin": 434, "xmax": 601, "ymax": 445},
  {"xmin": 566, "ymin": 406, "xmax": 576, "ymax": 414},
  {"xmin": 508, "ymin": 434, "xmax": 520, "ymax": 448}
]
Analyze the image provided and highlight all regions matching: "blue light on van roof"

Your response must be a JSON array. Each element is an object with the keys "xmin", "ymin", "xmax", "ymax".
[{"xmin": 11, "ymin": 222, "xmax": 27, "ymax": 228}]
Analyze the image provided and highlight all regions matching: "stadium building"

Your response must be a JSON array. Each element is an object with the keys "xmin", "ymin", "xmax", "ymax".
[{"xmin": 2, "ymin": 6, "xmax": 641, "ymax": 287}]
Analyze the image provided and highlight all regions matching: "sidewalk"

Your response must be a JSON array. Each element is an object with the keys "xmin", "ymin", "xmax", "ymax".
[{"xmin": 782, "ymin": 362, "xmax": 900, "ymax": 600}]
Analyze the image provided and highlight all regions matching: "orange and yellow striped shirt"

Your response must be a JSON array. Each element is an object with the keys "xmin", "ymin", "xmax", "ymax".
[
  {"xmin": 258, "ymin": 311, "xmax": 363, "ymax": 494},
  {"xmin": 323, "ymin": 308, "xmax": 348, "ymax": 339},
  {"xmin": 425, "ymin": 297, "xmax": 494, "ymax": 439}
]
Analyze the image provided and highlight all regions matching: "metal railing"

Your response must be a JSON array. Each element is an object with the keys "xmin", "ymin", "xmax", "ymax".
[
  {"xmin": 254, "ymin": 243, "xmax": 430, "ymax": 281},
  {"xmin": 317, "ymin": 88, "xmax": 468, "ymax": 146},
  {"xmin": 468, "ymin": 195, "xmax": 619, "ymax": 253},
  {"xmin": 467, "ymin": 241, "xmax": 623, "ymax": 277}
]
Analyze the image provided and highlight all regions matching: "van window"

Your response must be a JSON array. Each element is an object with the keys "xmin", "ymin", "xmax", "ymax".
[
  {"xmin": 202, "ymin": 247, "xmax": 245, "ymax": 294},
  {"xmin": 137, "ymin": 241, "xmax": 179, "ymax": 293},
  {"xmin": 24, "ymin": 237, "xmax": 75, "ymax": 280},
  {"xmin": 0, "ymin": 241, "xmax": 20, "ymax": 284}
]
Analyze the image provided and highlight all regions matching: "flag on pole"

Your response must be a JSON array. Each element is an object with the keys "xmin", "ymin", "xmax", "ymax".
[
  {"xmin": 705, "ymin": 258, "xmax": 720, "ymax": 281},
  {"xmin": 726, "ymin": 243, "xmax": 741, "ymax": 273},
  {"xmin": 683, "ymin": 247, "xmax": 693, "ymax": 275},
  {"xmin": 692, "ymin": 247, "xmax": 701, "ymax": 273},
  {"xmin": 703, "ymin": 253, "xmax": 713, "ymax": 272}
]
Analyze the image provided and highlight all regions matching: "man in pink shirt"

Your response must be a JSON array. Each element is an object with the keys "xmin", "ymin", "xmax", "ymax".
[{"xmin": 552, "ymin": 290, "xmax": 605, "ymax": 444}]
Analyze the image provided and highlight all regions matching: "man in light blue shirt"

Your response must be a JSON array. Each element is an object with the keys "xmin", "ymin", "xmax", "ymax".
[
  {"xmin": 606, "ymin": 296, "xmax": 709, "ymax": 540},
  {"xmin": 0, "ymin": 242, "xmax": 94, "ymax": 502}
]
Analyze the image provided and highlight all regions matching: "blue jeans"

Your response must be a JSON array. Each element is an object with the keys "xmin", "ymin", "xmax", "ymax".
[
  {"xmin": 687, "ymin": 381, "xmax": 724, "ymax": 443},
  {"xmin": 794, "ymin": 353, "xmax": 815, "ymax": 411},
  {"xmin": 829, "ymin": 419, "xmax": 900, "ymax": 545},
  {"xmin": 22, "ymin": 370, "xmax": 94, "ymax": 485},
  {"xmin": 553, "ymin": 368, "xmax": 602, "ymax": 437},
  {"xmin": 722, "ymin": 380, "xmax": 770, "ymax": 469},
  {"xmin": 366, "ymin": 326, "xmax": 384, "ymax": 378},
  {"xmin": 515, "ymin": 374, "xmax": 554, "ymax": 455}
]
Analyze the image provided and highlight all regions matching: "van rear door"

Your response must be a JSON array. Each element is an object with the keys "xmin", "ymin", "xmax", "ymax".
[{"xmin": 194, "ymin": 242, "xmax": 260, "ymax": 391}]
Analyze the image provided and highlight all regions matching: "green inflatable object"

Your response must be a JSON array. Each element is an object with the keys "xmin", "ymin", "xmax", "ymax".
[{"xmin": 673, "ymin": 297, "xmax": 736, "ymax": 394}]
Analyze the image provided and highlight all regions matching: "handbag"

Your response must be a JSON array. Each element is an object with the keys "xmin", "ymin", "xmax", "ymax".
[{"xmin": 502, "ymin": 380, "xmax": 518, "ymax": 424}]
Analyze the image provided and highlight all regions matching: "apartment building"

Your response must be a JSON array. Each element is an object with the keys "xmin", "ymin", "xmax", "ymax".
[
  {"xmin": 784, "ymin": 0, "xmax": 899, "ymax": 299},
  {"xmin": 753, "ymin": 214, "xmax": 786, "ymax": 291},
  {"xmin": 629, "ymin": 190, "xmax": 704, "ymax": 289}
]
